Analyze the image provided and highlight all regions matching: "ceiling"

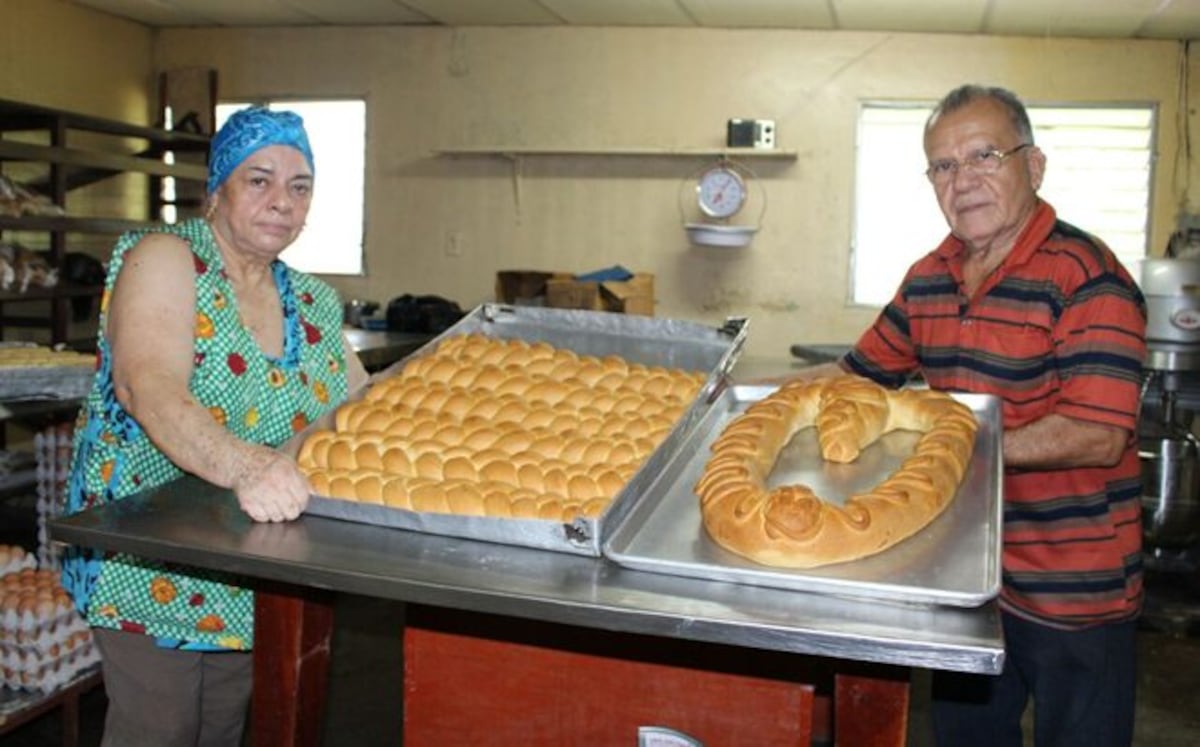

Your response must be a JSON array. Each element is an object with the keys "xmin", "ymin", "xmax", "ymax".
[{"xmin": 68, "ymin": 0, "xmax": 1200, "ymax": 41}]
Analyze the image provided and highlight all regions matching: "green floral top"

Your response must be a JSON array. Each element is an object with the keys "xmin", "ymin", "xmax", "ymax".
[{"xmin": 62, "ymin": 218, "xmax": 349, "ymax": 650}]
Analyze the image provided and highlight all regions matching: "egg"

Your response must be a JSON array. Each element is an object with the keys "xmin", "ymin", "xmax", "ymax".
[
  {"xmin": 1, "ymin": 590, "xmax": 20, "ymax": 613},
  {"xmin": 17, "ymin": 593, "xmax": 37, "ymax": 617}
]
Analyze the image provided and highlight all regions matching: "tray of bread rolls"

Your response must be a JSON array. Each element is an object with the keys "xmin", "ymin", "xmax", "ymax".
[
  {"xmin": 603, "ymin": 383, "xmax": 1003, "ymax": 607},
  {"xmin": 284, "ymin": 303, "xmax": 747, "ymax": 557},
  {"xmin": 0, "ymin": 344, "xmax": 94, "ymax": 402}
]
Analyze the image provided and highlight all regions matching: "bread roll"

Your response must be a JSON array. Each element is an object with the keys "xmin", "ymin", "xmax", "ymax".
[
  {"xmin": 694, "ymin": 375, "xmax": 978, "ymax": 569},
  {"xmin": 300, "ymin": 333, "xmax": 709, "ymax": 523}
]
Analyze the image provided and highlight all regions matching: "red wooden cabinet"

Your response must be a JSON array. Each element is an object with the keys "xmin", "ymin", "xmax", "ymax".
[
  {"xmin": 404, "ymin": 606, "xmax": 815, "ymax": 746},
  {"xmin": 252, "ymin": 590, "xmax": 911, "ymax": 747}
]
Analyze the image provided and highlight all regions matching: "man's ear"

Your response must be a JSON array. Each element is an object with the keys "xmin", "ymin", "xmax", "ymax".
[{"xmin": 1027, "ymin": 146, "xmax": 1047, "ymax": 192}]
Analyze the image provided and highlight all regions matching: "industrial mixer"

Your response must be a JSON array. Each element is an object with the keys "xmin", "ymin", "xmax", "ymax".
[{"xmin": 1138, "ymin": 256, "xmax": 1200, "ymax": 633}]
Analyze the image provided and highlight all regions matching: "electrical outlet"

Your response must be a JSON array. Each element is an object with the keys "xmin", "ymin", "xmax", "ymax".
[{"xmin": 445, "ymin": 231, "xmax": 464, "ymax": 258}]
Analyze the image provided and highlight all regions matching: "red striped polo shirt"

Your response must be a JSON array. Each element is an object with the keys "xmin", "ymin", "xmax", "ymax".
[{"xmin": 845, "ymin": 200, "xmax": 1147, "ymax": 629}]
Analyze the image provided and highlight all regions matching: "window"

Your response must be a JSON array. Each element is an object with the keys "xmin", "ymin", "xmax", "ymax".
[
  {"xmin": 214, "ymin": 99, "xmax": 366, "ymax": 276},
  {"xmin": 852, "ymin": 102, "xmax": 1155, "ymax": 306}
]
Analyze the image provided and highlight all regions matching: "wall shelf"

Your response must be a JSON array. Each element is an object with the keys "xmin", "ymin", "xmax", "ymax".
[
  {"xmin": 0, "ymin": 140, "xmax": 207, "ymax": 181},
  {"xmin": 0, "ymin": 215, "xmax": 159, "ymax": 235},
  {"xmin": 433, "ymin": 146, "xmax": 798, "ymax": 160},
  {"xmin": 433, "ymin": 146, "xmax": 796, "ymax": 219}
]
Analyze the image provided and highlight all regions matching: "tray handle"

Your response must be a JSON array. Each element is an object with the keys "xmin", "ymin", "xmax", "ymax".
[{"xmin": 705, "ymin": 374, "xmax": 732, "ymax": 404}]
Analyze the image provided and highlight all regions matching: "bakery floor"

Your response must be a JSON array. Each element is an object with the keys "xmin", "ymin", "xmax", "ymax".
[{"xmin": 4, "ymin": 494, "xmax": 1200, "ymax": 745}]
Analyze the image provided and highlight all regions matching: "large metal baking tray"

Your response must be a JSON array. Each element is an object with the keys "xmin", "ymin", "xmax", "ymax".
[
  {"xmin": 0, "ymin": 343, "xmax": 93, "ymax": 401},
  {"xmin": 287, "ymin": 303, "xmax": 747, "ymax": 557},
  {"xmin": 0, "ymin": 367, "xmax": 91, "ymax": 401},
  {"xmin": 604, "ymin": 384, "xmax": 1003, "ymax": 607}
]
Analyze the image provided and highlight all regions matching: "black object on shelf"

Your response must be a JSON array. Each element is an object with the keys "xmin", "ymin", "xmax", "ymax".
[{"xmin": 385, "ymin": 294, "xmax": 465, "ymax": 334}]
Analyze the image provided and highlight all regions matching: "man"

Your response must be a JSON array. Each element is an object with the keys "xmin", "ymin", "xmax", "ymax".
[{"xmin": 804, "ymin": 84, "xmax": 1146, "ymax": 745}]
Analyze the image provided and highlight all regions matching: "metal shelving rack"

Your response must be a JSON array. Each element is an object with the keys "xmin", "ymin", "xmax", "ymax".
[{"xmin": 0, "ymin": 98, "xmax": 209, "ymax": 345}]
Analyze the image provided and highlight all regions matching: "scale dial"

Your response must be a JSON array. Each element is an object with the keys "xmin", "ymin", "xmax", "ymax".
[{"xmin": 696, "ymin": 165, "xmax": 747, "ymax": 220}]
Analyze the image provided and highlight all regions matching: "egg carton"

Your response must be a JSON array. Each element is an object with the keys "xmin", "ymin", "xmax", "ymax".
[
  {"xmin": 33, "ymin": 529, "xmax": 57, "ymax": 572},
  {"xmin": 2, "ymin": 632, "xmax": 93, "ymax": 671},
  {"xmin": 0, "ymin": 615, "xmax": 89, "ymax": 657},
  {"xmin": 0, "ymin": 566, "xmax": 78, "ymax": 642},
  {"xmin": 0, "ymin": 546, "xmax": 37, "ymax": 577},
  {"xmin": 0, "ymin": 641, "xmax": 99, "ymax": 693},
  {"xmin": 0, "ymin": 599, "xmax": 79, "ymax": 646}
]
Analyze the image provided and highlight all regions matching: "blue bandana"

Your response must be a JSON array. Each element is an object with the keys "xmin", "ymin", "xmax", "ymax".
[{"xmin": 206, "ymin": 107, "xmax": 315, "ymax": 195}]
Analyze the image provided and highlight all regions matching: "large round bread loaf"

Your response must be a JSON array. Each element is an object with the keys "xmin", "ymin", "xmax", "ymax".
[
  {"xmin": 300, "ymin": 333, "xmax": 706, "ymax": 522},
  {"xmin": 694, "ymin": 375, "xmax": 978, "ymax": 568}
]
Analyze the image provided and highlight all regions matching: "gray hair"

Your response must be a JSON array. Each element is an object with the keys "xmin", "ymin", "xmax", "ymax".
[{"xmin": 926, "ymin": 84, "xmax": 1035, "ymax": 144}]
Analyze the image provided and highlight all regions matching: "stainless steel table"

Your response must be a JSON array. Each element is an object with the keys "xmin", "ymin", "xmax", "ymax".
[
  {"xmin": 342, "ymin": 327, "xmax": 432, "ymax": 371},
  {"xmin": 50, "ymin": 475, "xmax": 1003, "ymax": 674},
  {"xmin": 49, "ymin": 355, "xmax": 1004, "ymax": 745}
]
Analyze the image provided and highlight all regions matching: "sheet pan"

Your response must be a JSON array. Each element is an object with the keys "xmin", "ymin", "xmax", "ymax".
[
  {"xmin": 286, "ymin": 303, "xmax": 748, "ymax": 557},
  {"xmin": 604, "ymin": 384, "xmax": 1003, "ymax": 607},
  {"xmin": 0, "ymin": 367, "xmax": 91, "ymax": 401},
  {"xmin": 0, "ymin": 343, "xmax": 92, "ymax": 401}
]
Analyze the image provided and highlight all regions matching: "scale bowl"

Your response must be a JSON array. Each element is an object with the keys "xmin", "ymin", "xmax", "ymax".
[{"xmin": 684, "ymin": 223, "xmax": 758, "ymax": 248}]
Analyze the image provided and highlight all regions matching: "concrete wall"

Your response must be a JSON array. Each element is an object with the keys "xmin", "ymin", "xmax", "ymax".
[
  {"xmin": 152, "ymin": 26, "xmax": 1188, "ymax": 355},
  {"xmin": 1, "ymin": 0, "xmax": 153, "ymax": 123},
  {"xmin": 3, "ymin": 3, "xmax": 1195, "ymax": 357}
]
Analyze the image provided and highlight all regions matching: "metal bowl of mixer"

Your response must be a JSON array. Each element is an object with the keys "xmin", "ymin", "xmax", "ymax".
[
  {"xmin": 1138, "ymin": 257, "xmax": 1200, "ymax": 548},
  {"xmin": 1140, "ymin": 428, "xmax": 1200, "ymax": 547}
]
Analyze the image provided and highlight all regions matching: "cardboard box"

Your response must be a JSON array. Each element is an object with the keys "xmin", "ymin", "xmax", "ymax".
[
  {"xmin": 546, "ymin": 276, "xmax": 603, "ymax": 311},
  {"xmin": 497, "ymin": 271, "xmax": 655, "ymax": 316},
  {"xmin": 494, "ymin": 270, "xmax": 563, "ymax": 307},
  {"xmin": 545, "ymin": 273, "xmax": 655, "ymax": 316},
  {"xmin": 601, "ymin": 273, "xmax": 655, "ymax": 316}
]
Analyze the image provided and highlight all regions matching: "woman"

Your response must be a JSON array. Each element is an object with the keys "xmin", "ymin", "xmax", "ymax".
[{"xmin": 62, "ymin": 107, "xmax": 368, "ymax": 746}]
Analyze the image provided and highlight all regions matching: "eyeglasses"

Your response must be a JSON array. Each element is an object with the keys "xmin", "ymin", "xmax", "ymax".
[{"xmin": 925, "ymin": 143, "xmax": 1033, "ymax": 184}]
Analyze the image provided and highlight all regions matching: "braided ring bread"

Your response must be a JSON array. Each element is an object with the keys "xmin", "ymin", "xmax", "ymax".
[{"xmin": 694, "ymin": 375, "xmax": 978, "ymax": 568}]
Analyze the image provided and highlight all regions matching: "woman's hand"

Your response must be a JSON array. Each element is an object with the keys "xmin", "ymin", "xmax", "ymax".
[{"xmin": 230, "ymin": 444, "xmax": 312, "ymax": 523}]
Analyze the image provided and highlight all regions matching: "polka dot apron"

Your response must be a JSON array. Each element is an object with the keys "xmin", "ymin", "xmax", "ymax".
[{"xmin": 61, "ymin": 218, "xmax": 349, "ymax": 649}]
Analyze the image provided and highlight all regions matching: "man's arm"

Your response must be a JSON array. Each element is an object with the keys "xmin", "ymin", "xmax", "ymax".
[{"xmin": 1003, "ymin": 413, "xmax": 1130, "ymax": 470}]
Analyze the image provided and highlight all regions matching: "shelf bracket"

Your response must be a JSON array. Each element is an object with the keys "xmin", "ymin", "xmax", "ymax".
[{"xmin": 502, "ymin": 153, "xmax": 523, "ymax": 222}]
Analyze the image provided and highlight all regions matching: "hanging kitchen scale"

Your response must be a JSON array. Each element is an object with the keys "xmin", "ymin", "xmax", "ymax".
[{"xmin": 680, "ymin": 158, "xmax": 765, "ymax": 248}]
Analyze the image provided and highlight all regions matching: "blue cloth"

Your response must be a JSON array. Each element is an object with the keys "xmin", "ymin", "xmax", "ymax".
[
  {"xmin": 206, "ymin": 107, "xmax": 315, "ymax": 195},
  {"xmin": 575, "ymin": 265, "xmax": 633, "ymax": 282}
]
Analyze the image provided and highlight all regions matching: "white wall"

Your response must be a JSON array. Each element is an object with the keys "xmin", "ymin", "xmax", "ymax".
[
  {"xmin": 3, "ymin": 5, "xmax": 1192, "ymax": 357},
  {"xmin": 153, "ymin": 26, "xmax": 1187, "ymax": 356}
]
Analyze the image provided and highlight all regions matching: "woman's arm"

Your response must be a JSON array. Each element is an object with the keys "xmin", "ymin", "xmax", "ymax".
[
  {"xmin": 107, "ymin": 234, "xmax": 310, "ymax": 522},
  {"xmin": 341, "ymin": 333, "xmax": 369, "ymax": 393}
]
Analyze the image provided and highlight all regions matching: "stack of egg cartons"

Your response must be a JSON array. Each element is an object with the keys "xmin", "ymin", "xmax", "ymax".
[
  {"xmin": 0, "ymin": 544, "xmax": 98, "ymax": 693},
  {"xmin": 34, "ymin": 422, "xmax": 73, "ymax": 570}
]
